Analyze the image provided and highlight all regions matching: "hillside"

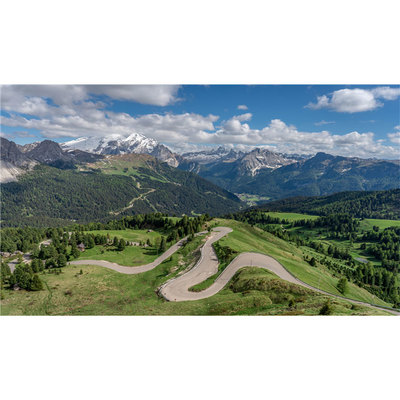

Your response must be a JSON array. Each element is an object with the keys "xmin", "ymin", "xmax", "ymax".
[
  {"xmin": 220, "ymin": 213, "xmax": 399, "ymax": 307},
  {"xmin": 256, "ymin": 189, "xmax": 400, "ymax": 220},
  {"xmin": 1, "ymin": 154, "xmax": 242, "ymax": 227},
  {"xmin": 1, "ymin": 216, "xmax": 392, "ymax": 315}
]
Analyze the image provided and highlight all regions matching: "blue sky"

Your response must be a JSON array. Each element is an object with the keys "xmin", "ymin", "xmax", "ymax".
[
  {"xmin": 1, "ymin": 85, "xmax": 399, "ymax": 158},
  {"xmin": 112, "ymin": 85, "xmax": 399, "ymax": 138}
]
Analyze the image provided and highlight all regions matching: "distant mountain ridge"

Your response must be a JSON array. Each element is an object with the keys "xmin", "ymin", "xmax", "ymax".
[
  {"xmin": 177, "ymin": 147, "xmax": 303, "ymax": 192},
  {"xmin": 61, "ymin": 134, "xmax": 306, "ymax": 176},
  {"xmin": 4, "ymin": 133, "xmax": 400, "ymax": 201},
  {"xmin": 235, "ymin": 152, "xmax": 400, "ymax": 200}
]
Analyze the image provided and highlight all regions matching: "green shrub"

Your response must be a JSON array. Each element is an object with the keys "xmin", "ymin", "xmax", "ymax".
[{"xmin": 319, "ymin": 300, "xmax": 333, "ymax": 315}]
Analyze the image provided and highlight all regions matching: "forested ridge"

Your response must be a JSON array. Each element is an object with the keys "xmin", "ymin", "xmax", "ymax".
[
  {"xmin": 1, "ymin": 165, "xmax": 141, "ymax": 226},
  {"xmin": 257, "ymin": 189, "xmax": 400, "ymax": 219},
  {"xmin": 1, "ymin": 161, "xmax": 241, "ymax": 227}
]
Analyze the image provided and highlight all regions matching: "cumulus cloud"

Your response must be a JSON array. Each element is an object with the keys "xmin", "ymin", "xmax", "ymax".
[
  {"xmin": 306, "ymin": 86, "xmax": 400, "ymax": 113},
  {"xmin": 1, "ymin": 84, "xmax": 181, "ymax": 109},
  {"xmin": 388, "ymin": 125, "xmax": 400, "ymax": 145},
  {"xmin": 234, "ymin": 113, "xmax": 252, "ymax": 122},
  {"xmin": 237, "ymin": 104, "xmax": 248, "ymax": 110},
  {"xmin": 372, "ymin": 87, "xmax": 400, "ymax": 100},
  {"xmin": 0, "ymin": 111, "xmax": 219, "ymax": 144},
  {"xmin": 85, "ymin": 85, "xmax": 181, "ymax": 106},
  {"xmin": 388, "ymin": 132, "xmax": 400, "ymax": 145}
]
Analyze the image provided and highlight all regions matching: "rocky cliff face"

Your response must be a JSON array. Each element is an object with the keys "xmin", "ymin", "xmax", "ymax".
[
  {"xmin": 237, "ymin": 148, "xmax": 297, "ymax": 176},
  {"xmin": 26, "ymin": 140, "xmax": 72, "ymax": 163},
  {"xmin": 0, "ymin": 137, "xmax": 37, "ymax": 182}
]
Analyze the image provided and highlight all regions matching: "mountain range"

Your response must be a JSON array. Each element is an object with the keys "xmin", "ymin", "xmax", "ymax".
[
  {"xmin": 234, "ymin": 151, "xmax": 400, "ymax": 199},
  {"xmin": 2, "ymin": 131, "xmax": 399, "ymax": 206}
]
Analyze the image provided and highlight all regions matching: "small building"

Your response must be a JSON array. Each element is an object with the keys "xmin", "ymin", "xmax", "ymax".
[{"xmin": 78, "ymin": 243, "xmax": 86, "ymax": 252}]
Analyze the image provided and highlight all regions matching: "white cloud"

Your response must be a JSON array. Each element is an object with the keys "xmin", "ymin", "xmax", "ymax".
[
  {"xmin": 372, "ymin": 86, "xmax": 400, "ymax": 100},
  {"xmin": 84, "ymin": 85, "xmax": 181, "ymax": 106},
  {"xmin": 314, "ymin": 120, "xmax": 335, "ymax": 126},
  {"xmin": 237, "ymin": 104, "xmax": 248, "ymax": 110},
  {"xmin": 388, "ymin": 125, "xmax": 400, "ymax": 145},
  {"xmin": 235, "ymin": 113, "xmax": 252, "ymax": 122},
  {"xmin": 1, "ymin": 84, "xmax": 181, "ymax": 109},
  {"xmin": 306, "ymin": 86, "xmax": 400, "ymax": 113},
  {"xmin": 0, "ymin": 110, "xmax": 219, "ymax": 145},
  {"xmin": 388, "ymin": 132, "xmax": 400, "ymax": 145}
]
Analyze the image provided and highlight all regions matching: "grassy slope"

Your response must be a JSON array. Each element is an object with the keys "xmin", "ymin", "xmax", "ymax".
[
  {"xmin": 78, "ymin": 229, "xmax": 165, "ymax": 266},
  {"xmin": 361, "ymin": 218, "xmax": 400, "ymax": 230},
  {"xmin": 211, "ymin": 219, "xmax": 390, "ymax": 307},
  {"xmin": 259, "ymin": 212, "xmax": 400, "ymax": 228},
  {"xmin": 263, "ymin": 212, "xmax": 319, "ymax": 221}
]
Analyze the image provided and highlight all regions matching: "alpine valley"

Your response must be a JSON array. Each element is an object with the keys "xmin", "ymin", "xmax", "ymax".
[{"xmin": 1, "ymin": 131, "xmax": 399, "ymax": 226}]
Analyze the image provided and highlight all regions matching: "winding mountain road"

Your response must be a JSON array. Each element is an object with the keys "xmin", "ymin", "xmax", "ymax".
[{"xmin": 69, "ymin": 227, "xmax": 399, "ymax": 315}]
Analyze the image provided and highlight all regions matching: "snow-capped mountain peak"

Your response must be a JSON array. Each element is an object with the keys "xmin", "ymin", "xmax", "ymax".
[
  {"xmin": 62, "ymin": 132, "xmax": 157, "ymax": 154},
  {"xmin": 61, "ymin": 132, "xmax": 178, "ymax": 166}
]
